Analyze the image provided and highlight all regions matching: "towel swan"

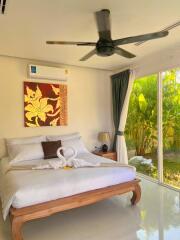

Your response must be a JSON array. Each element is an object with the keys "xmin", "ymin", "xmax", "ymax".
[
  {"xmin": 33, "ymin": 146, "xmax": 100, "ymax": 170},
  {"xmin": 57, "ymin": 146, "xmax": 100, "ymax": 168}
]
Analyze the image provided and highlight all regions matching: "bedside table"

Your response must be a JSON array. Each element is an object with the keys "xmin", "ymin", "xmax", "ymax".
[{"xmin": 93, "ymin": 151, "xmax": 117, "ymax": 161}]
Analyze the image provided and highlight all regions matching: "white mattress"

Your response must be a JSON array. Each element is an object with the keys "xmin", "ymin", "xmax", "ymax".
[{"xmin": 0, "ymin": 152, "xmax": 136, "ymax": 220}]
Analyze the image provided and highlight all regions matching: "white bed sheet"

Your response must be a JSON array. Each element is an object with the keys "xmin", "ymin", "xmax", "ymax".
[{"xmin": 0, "ymin": 152, "xmax": 136, "ymax": 220}]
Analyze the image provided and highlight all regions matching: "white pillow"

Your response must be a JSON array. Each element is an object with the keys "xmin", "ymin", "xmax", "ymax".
[
  {"xmin": 6, "ymin": 135, "xmax": 46, "ymax": 146},
  {"xmin": 47, "ymin": 132, "xmax": 81, "ymax": 142},
  {"xmin": 61, "ymin": 137, "xmax": 88, "ymax": 159},
  {"xmin": 8, "ymin": 143, "xmax": 44, "ymax": 164},
  {"xmin": 6, "ymin": 136, "xmax": 46, "ymax": 157}
]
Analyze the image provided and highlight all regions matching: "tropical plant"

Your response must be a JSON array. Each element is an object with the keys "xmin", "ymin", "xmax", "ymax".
[
  {"xmin": 125, "ymin": 74, "xmax": 158, "ymax": 155},
  {"xmin": 162, "ymin": 69, "xmax": 180, "ymax": 152},
  {"xmin": 125, "ymin": 69, "xmax": 180, "ymax": 155}
]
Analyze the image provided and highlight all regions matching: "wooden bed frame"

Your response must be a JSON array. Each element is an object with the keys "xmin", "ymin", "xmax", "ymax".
[{"xmin": 9, "ymin": 179, "xmax": 141, "ymax": 240}]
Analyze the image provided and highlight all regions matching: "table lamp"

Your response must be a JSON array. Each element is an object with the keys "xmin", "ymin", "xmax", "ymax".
[{"xmin": 98, "ymin": 132, "xmax": 110, "ymax": 152}]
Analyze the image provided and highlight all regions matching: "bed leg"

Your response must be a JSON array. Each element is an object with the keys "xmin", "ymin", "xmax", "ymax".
[
  {"xmin": 131, "ymin": 183, "xmax": 141, "ymax": 205},
  {"xmin": 11, "ymin": 215, "xmax": 24, "ymax": 240}
]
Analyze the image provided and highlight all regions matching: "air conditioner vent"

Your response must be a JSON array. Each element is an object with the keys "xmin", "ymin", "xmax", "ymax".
[
  {"xmin": 135, "ymin": 20, "xmax": 180, "ymax": 46},
  {"xmin": 28, "ymin": 65, "xmax": 68, "ymax": 81},
  {"xmin": 1, "ymin": 0, "xmax": 7, "ymax": 14}
]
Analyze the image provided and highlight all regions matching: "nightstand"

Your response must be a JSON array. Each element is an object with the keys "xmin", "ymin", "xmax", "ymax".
[{"xmin": 93, "ymin": 151, "xmax": 117, "ymax": 161}]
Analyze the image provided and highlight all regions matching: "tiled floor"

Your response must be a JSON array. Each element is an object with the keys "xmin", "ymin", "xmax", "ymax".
[{"xmin": 0, "ymin": 178, "xmax": 179, "ymax": 240}]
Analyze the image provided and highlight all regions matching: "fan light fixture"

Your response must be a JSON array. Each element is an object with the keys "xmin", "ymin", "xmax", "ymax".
[{"xmin": 46, "ymin": 9, "xmax": 169, "ymax": 61}]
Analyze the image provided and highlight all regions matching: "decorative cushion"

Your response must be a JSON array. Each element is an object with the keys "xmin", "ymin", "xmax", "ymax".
[{"xmin": 41, "ymin": 140, "xmax": 63, "ymax": 159}]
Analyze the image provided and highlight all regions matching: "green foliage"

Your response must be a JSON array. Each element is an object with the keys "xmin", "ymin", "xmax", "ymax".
[
  {"xmin": 125, "ymin": 70, "xmax": 180, "ymax": 155},
  {"xmin": 130, "ymin": 157, "xmax": 180, "ymax": 189},
  {"xmin": 162, "ymin": 70, "xmax": 180, "ymax": 151},
  {"xmin": 125, "ymin": 74, "xmax": 158, "ymax": 155},
  {"xmin": 132, "ymin": 162, "xmax": 157, "ymax": 178},
  {"xmin": 126, "ymin": 69, "xmax": 180, "ymax": 188},
  {"xmin": 139, "ymin": 93, "xmax": 148, "ymax": 113}
]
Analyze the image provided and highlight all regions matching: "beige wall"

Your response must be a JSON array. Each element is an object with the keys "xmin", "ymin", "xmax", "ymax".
[
  {"xmin": 0, "ymin": 56, "xmax": 113, "ymax": 157},
  {"xmin": 114, "ymin": 43, "xmax": 180, "ymax": 78}
]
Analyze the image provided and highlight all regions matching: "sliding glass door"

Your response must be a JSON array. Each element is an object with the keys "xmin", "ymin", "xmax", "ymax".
[
  {"xmin": 125, "ymin": 74, "xmax": 158, "ymax": 180},
  {"xmin": 125, "ymin": 68, "xmax": 180, "ymax": 189},
  {"xmin": 162, "ymin": 69, "xmax": 180, "ymax": 189}
]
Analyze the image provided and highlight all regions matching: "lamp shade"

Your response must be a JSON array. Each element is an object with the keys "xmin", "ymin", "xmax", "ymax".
[{"xmin": 98, "ymin": 132, "xmax": 110, "ymax": 143}]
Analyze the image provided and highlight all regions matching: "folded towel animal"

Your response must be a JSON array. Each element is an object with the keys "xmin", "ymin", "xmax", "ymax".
[
  {"xmin": 32, "ymin": 159, "xmax": 100, "ymax": 170},
  {"xmin": 57, "ymin": 146, "xmax": 100, "ymax": 168},
  {"xmin": 32, "ymin": 146, "xmax": 100, "ymax": 170},
  {"xmin": 56, "ymin": 146, "xmax": 77, "ymax": 166},
  {"xmin": 5, "ymin": 144, "xmax": 135, "ymax": 173},
  {"xmin": 32, "ymin": 160, "xmax": 67, "ymax": 170}
]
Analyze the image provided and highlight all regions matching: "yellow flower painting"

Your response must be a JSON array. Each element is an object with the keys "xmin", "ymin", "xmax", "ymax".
[{"xmin": 24, "ymin": 82, "xmax": 67, "ymax": 127}]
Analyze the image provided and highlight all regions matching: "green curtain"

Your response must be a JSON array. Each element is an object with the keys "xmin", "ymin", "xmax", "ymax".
[{"xmin": 111, "ymin": 70, "xmax": 130, "ymax": 150}]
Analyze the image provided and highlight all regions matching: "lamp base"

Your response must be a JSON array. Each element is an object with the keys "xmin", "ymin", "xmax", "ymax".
[{"xmin": 102, "ymin": 144, "xmax": 108, "ymax": 152}]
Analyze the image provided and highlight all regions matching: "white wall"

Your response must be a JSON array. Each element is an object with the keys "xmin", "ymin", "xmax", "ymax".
[
  {"xmin": 134, "ymin": 43, "xmax": 180, "ymax": 78},
  {"xmin": 113, "ymin": 43, "xmax": 180, "ymax": 78},
  {"xmin": 0, "ymin": 56, "xmax": 113, "ymax": 157}
]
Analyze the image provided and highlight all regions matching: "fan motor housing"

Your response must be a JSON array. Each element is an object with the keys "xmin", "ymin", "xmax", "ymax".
[{"xmin": 96, "ymin": 40, "xmax": 114, "ymax": 57}]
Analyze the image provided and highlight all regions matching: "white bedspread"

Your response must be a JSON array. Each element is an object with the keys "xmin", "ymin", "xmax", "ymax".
[{"xmin": 0, "ymin": 153, "xmax": 136, "ymax": 220}]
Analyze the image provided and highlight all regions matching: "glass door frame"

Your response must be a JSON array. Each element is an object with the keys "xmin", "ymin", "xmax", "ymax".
[
  {"xmin": 137, "ymin": 70, "xmax": 180, "ymax": 192},
  {"xmin": 157, "ymin": 72, "xmax": 163, "ymax": 184}
]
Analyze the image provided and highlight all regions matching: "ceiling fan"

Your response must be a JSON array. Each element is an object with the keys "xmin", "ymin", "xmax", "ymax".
[{"xmin": 46, "ymin": 9, "xmax": 169, "ymax": 61}]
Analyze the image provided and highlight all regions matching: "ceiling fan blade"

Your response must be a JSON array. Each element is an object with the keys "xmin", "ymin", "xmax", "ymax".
[
  {"xmin": 95, "ymin": 9, "xmax": 111, "ymax": 40},
  {"xmin": 115, "ymin": 47, "xmax": 136, "ymax": 58},
  {"xmin": 46, "ymin": 41, "xmax": 96, "ymax": 46},
  {"xmin": 113, "ymin": 31, "xmax": 169, "ymax": 46},
  {"xmin": 80, "ymin": 49, "xmax": 97, "ymax": 61}
]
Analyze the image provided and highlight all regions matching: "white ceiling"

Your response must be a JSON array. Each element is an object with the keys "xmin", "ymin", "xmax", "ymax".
[{"xmin": 0, "ymin": 0, "xmax": 180, "ymax": 70}]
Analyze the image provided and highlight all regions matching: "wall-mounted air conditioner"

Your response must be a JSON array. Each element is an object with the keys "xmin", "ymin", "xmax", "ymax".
[{"xmin": 28, "ymin": 65, "xmax": 68, "ymax": 81}]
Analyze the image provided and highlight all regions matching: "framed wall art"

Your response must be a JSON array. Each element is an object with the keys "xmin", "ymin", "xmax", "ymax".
[{"xmin": 24, "ymin": 81, "xmax": 67, "ymax": 127}]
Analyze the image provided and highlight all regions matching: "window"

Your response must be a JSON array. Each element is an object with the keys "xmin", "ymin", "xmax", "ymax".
[
  {"xmin": 162, "ymin": 69, "xmax": 180, "ymax": 188},
  {"xmin": 125, "ymin": 69, "xmax": 180, "ymax": 189}
]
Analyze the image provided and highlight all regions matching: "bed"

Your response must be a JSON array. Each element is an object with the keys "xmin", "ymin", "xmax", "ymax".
[{"xmin": 0, "ymin": 136, "xmax": 141, "ymax": 240}]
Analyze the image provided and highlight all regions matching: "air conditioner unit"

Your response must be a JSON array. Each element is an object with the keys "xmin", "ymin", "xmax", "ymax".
[{"xmin": 28, "ymin": 65, "xmax": 68, "ymax": 81}]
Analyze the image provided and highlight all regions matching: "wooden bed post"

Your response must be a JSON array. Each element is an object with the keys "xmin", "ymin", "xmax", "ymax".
[
  {"xmin": 11, "ymin": 216, "xmax": 24, "ymax": 240},
  {"xmin": 131, "ymin": 182, "xmax": 141, "ymax": 205},
  {"xmin": 9, "ymin": 179, "xmax": 141, "ymax": 240}
]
